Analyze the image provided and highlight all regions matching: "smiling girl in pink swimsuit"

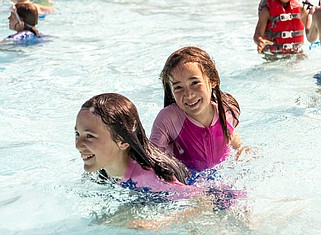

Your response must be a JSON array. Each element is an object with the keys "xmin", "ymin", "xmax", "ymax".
[{"xmin": 150, "ymin": 46, "xmax": 242, "ymax": 172}]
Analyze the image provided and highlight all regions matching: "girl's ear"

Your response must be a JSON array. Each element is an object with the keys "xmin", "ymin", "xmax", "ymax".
[
  {"xmin": 210, "ymin": 80, "xmax": 217, "ymax": 88},
  {"xmin": 117, "ymin": 141, "xmax": 130, "ymax": 151},
  {"xmin": 17, "ymin": 21, "xmax": 24, "ymax": 30},
  {"xmin": 206, "ymin": 75, "xmax": 217, "ymax": 88}
]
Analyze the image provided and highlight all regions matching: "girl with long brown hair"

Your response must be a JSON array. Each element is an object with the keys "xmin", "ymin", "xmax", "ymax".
[{"xmin": 150, "ymin": 46, "xmax": 242, "ymax": 172}]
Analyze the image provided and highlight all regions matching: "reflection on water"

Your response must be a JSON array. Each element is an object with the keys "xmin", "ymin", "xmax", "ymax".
[{"xmin": 1, "ymin": 0, "xmax": 321, "ymax": 234}]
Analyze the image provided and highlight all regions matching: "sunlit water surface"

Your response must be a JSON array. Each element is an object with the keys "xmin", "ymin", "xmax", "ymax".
[{"xmin": 1, "ymin": 0, "xmax": 321, "ymax": 234}]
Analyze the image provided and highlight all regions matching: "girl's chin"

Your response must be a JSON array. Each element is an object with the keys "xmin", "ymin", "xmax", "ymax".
[{"xmin": 84, "ymin": 164, "xmax": 99, "ymax": 173}]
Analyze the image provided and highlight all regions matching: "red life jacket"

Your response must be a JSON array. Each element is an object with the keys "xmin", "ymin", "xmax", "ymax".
[{"xmin": 261, "ymin": 0, "xmax": 305, "ymax": 53}]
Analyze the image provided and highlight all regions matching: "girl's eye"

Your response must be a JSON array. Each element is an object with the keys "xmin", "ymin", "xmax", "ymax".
[
  {"xmin": 86, "ymin": 134, "xmax": 94, "ymax": 138},
  {"xmin": 191, "ymin": 80, "xmax": 200, "ymax": 85},
  {"xmin": 173, "ymin": 86, "xmax": 182, "ymax": 91},
  {"xmin": 75, "ymin": 132, "xmax": 79, "ymax": 138}
]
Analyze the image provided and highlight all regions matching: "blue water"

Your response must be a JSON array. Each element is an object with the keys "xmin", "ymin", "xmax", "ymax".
[{"xmin": 1, "ymin": 0, "xmax": 321, "ymax": 234}]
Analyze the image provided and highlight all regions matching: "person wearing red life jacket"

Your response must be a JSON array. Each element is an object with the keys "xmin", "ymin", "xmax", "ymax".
[{"xmin": 253, "ymin": 0, "xmax": 321, "ymax": 54}]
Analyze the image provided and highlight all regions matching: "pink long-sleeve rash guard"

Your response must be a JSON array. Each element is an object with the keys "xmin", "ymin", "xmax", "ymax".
[{"xmin": 150, "ymin": 102, "xmax": 236, "ymax": 171}]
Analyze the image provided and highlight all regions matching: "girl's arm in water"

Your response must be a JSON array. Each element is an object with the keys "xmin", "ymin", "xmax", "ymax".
[
  {"xmin": 127, "ymin": 187, "xmax": 247, "ymax": 231},
  {"xmin": 35, "ymin": 3, "xmax": 55, "ymax": 14},
  {"xmin": 230, "ymin": 129, "xmax": 257, "ymax": 160}
]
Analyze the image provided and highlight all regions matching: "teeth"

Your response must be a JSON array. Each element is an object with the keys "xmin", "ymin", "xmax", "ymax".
[
  {"xmin": 82, "ymin": 154, "xmax": 94, "ymax": 160},
  {"xmin": 186, "ymin": 100, "xmax": 198, "ymax": 106}
]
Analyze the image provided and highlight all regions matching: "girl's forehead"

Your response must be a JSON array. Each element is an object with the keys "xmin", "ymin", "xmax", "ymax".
[
  {"xmin": 76, "ymin": 109, "xmax": 108, "ymax": 132},
  {"xmin": 169, "ymin": 63, "xmax": 209, "ymax": 84},
  {"xmin": 173, "ymin": 62, "xmax": 202, "ymax": 73},
  {"xmin": 171, "ymin": 62, "xmax": 203, "ymax": 76},
  {"xmin": 77, "ymin": 109, "xmax": 99, "ymax": 124}
]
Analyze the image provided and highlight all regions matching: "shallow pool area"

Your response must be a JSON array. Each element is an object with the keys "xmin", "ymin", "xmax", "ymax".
[{"xmin": 1, "ymin": 0, "xmax": 321, "ymax": 234}]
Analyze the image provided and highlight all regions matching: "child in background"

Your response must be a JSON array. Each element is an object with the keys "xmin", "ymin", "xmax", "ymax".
[
  {"xmin": 2, "ymin": 2, "xmax": 45, "ymax": 46},
  {"xmin": 253, "ymin": 0, "xmax": 321, "ymax": 54},
  {"xmin": 150, "ymin": 46, "xmax": 242, "ymax": 172}
]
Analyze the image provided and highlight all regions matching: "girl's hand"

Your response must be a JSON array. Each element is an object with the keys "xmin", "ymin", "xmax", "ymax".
[
  {"xmin": 257, "ymin": 37, "xmax": 273, "ymax": 53},
  {"xmin": 235, "ymin": 146, "xmax": 258, "ymax": 161},
  {"xmin": 128, "ymin": 209, "xmax": 196, "ymax": 231},
  {"xmin": 309, "ymin": 6, "xmax": 316, "ymax": 15}
]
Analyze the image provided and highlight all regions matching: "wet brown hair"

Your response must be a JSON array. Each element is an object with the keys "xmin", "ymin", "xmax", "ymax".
[
  {"xmin": 160, "ymin": 46, "xmax": 240, "ymax": 141},
  {"xmin": 81, "ymin": 93, "xmax": 191, "ymax": 184},
  {"xmin": 16, "ymin": 2, "xmax": 39, "ymax": 36}
]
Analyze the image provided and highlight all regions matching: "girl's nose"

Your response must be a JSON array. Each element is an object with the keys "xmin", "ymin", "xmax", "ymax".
[
  {"xmin": 75, "ymin": 138, "xmax": 84, "ymax": 150},
  {"xmin": 184, "ymin": 88, "xmax": 193, "ymax": 98}
]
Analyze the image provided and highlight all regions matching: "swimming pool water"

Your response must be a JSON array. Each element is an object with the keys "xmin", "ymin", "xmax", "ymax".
[{"xmin": 1, "ymin": 0, "xmax": 321, "ymax": 234}]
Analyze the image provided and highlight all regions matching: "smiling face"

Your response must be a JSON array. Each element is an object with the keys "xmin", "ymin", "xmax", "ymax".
[
  {"xmin": 75, "ymin": 108, "xmax": 129, "ymax": 178},
  {"xmin": 169, "ymin": 62, "xmax": 216, "ymax": 126}
]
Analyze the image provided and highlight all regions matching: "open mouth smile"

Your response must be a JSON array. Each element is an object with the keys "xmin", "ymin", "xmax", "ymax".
[
  {"xmin": 82, "ymin": 154, "xmax": 95, "ymax": 161},
  {"xmin": 185, "ymin": 99, "xmax": 200, "ymax": 107}
]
